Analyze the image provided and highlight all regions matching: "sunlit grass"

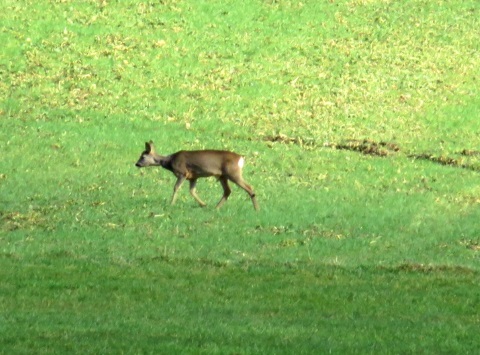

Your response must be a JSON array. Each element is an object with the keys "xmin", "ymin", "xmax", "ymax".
[{"xmin": 1, "ymin": 0, "xmax": 480, "ymax": 353}]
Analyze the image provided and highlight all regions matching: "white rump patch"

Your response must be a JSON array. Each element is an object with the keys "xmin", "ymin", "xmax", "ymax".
[{"xmin": 238, "ymin": 157, "xmax": 245, "ymax": 168}]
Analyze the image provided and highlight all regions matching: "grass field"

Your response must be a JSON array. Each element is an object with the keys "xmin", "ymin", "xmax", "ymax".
[{"xmin": 1, "ymin": 0, "xmax": 480, "ymax": 353}]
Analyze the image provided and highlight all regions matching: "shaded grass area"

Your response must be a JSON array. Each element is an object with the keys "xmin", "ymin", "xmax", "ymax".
[
  {"xmin": 1, "ymin": 256, "xmax": 479, "ymax": 354},
  {"xmin": 2, "ymin": 116, "xmax": 480, "ymax": 352},
  {"xmin": 1, "ymin": 118, "xmax": 479, "ymax": 270}
]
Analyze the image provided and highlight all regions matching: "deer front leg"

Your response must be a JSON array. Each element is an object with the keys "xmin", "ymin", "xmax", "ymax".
[
  {"xmin": 216, "ymin": 177, "xmax": 232, "ymax": 209},
  {"xmin": 171, "ymin": 176, "xmax": 186, "ymax": 205},
  {"xmin": 229, "ymin": 176, "xmax": 259, "ymax": 211},
  {"xmin": 189, "ymin": 179, "xmax": 207, "ymax": 207}
]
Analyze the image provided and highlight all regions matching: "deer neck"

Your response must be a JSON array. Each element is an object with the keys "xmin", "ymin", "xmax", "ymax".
[{"xmin": 154, "ymin": 153, "xmax": 171, "ymax": 167}]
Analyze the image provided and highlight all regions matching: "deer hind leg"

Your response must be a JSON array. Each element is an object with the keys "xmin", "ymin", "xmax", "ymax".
[
  {"xmin": 229, "ymin": 174, "xmax": 259, "ymax": 211},
  {"xmin": 171, "ymin": 175, "xmax": 186, "ymax": 205},
  {"xmin": 216, "ymin": 176, "xmax": 232, "ymax": 209},
  {"xmin": 189, "ymin": 179, "xmax": 206, "ymax": 207}
]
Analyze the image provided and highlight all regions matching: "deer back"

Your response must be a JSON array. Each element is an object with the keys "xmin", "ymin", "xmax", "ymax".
[{"xmin": 169, "ymin": 150, "xmax": 243, "ymax": 179}]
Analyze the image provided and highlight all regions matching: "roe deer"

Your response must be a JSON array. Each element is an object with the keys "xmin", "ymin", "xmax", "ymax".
[{"xmin": 135, "ymin": 141, "xmax": 259, "ymax": 210}]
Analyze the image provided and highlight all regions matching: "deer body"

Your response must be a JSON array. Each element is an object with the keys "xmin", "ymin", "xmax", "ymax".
[{"xmin": 135, "ymin": 141, "xmax": 259, "ymax": 210}]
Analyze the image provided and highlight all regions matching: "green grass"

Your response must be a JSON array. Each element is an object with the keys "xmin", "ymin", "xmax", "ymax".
[
  {"xmin": 2, "ymin": 258, "xmax": 478, "ymax": 354},
  {"xmin": 1, "ymin": 0, "xmax": 480, "ymax": 353}
]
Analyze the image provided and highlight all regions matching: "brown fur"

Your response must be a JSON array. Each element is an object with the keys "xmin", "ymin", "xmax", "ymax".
[{"xmin": 135, "ymin": 141, "xmax": 259, "ymax": 210}]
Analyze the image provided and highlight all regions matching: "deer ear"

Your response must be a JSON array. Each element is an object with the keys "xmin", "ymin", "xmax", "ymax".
[{"xmin": 145, "ymin": 140, "xmax": 155, "ymax": 153}]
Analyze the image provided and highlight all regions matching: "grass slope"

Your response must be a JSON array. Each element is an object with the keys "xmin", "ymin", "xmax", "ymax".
[{"xmin": 1, "ymin": 0, "xmax": 480, "ymax": 353}]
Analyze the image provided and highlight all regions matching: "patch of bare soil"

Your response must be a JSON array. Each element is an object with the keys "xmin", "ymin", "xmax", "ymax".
[
  {"xmin": 460, "ymin": 239, "xmax": 480, "ymax": 251},
  {"xmin": 409, "ymin": 153, "xmax": 458, "ymax": 166},
  {"xmin": 409, "ymin": 152, "xmax": 480, "ymax": 171},
  {"xmin": 263, "ymin": 134, "xmax": 316, "ymax": 148},
  {"xmin": 380, "ymin": 263, "xmax": 478, "ymax": 274},
  {"xmin": 263, "ymin": 135, "xmax": 478, "ymax": 172},
  {"xmin": 460, "ymin": 149, "xmax": 480, "ymax": 157},
  {"xmin": 326, "ymin": 139, "xmax": 400, "ymax": 157}
]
